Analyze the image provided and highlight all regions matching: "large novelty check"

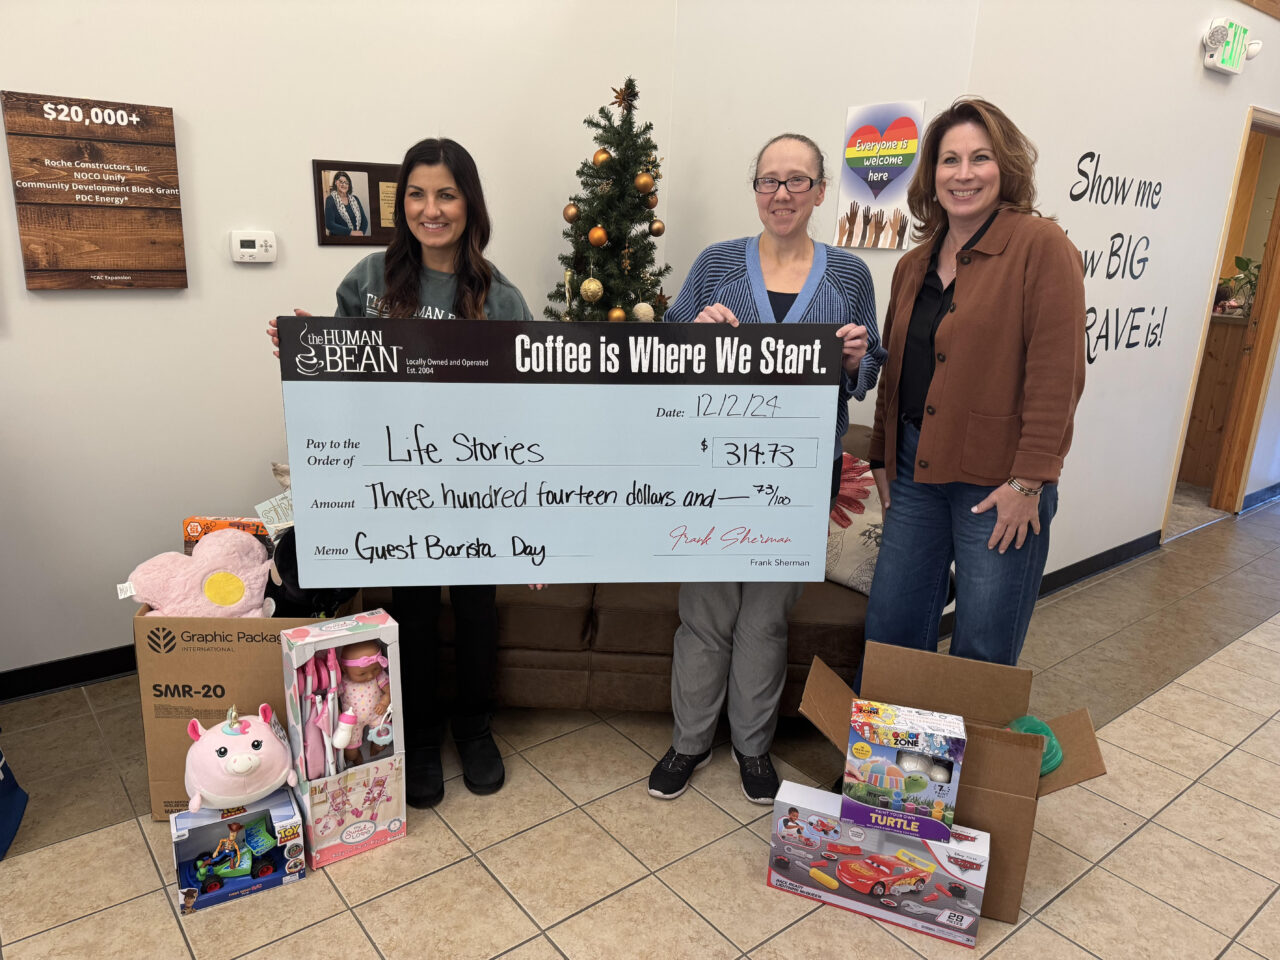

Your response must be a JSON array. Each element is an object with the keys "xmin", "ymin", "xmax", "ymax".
[{"xmin": 278, "ymin": 316, "xmax": 843, "ymax": 586}]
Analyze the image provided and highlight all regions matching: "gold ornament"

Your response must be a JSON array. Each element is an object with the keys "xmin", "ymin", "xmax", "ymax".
[
  {"xmin": 632, "ymin": 302, "xmax": 655, "ymax": 322},
  {"xmin": 622, "ymin": 243, "xmax": 632, "ymax": 274},
  {"xmin": 649, "ymin": 219, "xmax": 666, "ymax": 237},
  {"xmin": 588, "ymin": 225, "xmax": 608, "ymax": 247},
  {"xmin": 579, "ymin": 277, "xmax": 604, "ymax": 303},
  {"xmin": 634, "ymin": 172, "xmax": 655, "ymax": 194},
  {"xmin": 644, "ymin": 193, "xmax": 659, "ymax": 209},
  {"xmin": 608, "ymin": 306, "xmax": 627, "ymax": 322},
  {"xmin": 592, "ymin": 148, "xmax": 613, "ymax": 167},
  {"xmin": 562, "ymin": 203, "xmax": 580, "ymax": 224}
]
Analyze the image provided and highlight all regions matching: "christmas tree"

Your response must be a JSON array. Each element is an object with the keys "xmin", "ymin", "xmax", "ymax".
[{"xmin": 544, "ymin": 78, "xmax": 671, "ymax": 322}]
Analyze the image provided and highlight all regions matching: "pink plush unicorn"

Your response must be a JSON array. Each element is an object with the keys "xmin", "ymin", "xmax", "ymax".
[{"xmin": 184, "ymin": 704, "xmax": 297, "ymax": 813}]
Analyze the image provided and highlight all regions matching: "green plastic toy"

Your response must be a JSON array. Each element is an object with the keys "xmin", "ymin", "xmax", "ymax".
[{"xmin": 1006, "ymin": 715, "xmax": 1063, "ymax": 776}]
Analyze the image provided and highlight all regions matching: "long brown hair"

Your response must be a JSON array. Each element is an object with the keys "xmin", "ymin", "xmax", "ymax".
[
  {"xmin": 907, "ymin": 98, "xmax": 1042, "ymax": 245},
  {"xmin": 381, "ymin": 138, "xmax": 493, "ymax": 319}
]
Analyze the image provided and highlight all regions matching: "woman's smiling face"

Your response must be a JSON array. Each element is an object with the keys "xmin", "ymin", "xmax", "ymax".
[{"xmin": 754, "ymin": 137, "xmax": 825, "ymax": 240}]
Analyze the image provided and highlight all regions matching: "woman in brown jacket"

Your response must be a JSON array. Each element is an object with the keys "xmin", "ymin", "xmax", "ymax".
[{"xmin": 864, "ymin": 98, "xmax": 1085, "ymax": 666}]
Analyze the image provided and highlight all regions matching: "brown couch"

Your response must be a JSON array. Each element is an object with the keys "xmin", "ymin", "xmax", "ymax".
[{"xmin": 376, "ymin": 426, "xmax": 872, "ymax": 716}]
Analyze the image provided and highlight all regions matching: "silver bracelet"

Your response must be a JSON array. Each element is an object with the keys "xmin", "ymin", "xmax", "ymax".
[{"xmin": 1006, "ymin": 477, "xmax": 1042, "ymax": 497}]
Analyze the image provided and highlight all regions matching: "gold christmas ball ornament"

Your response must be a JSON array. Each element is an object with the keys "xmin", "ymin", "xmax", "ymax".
[
  {"xmin": 562, "ymin": 202, "xmax": 580, "ymax": 224},
  {"xmin": 649, "ymin": 219, "xmax": 666, "ymax": 237},
  {"xmin": 579, "ymin": 277, "xmax": 604, "ymax": 303},
  {"xmin": 592, "ymin": 148, "xmax": 613, "ymax": 167},
  {"xmin": 608, "ymin": 306, "xmax": 627, "ymax": 322},
  {"xmin": 634, "ymin": 172, "xmax": 656, "ymax": 194},
  {"xmin": 588, "ymin": 225, "xmax": 608, "ymax": 247},
  {"xmin": 644, "ymin": 193, "xmax": 659, "ymax": 209},
  {"xmin": 632, "ymin": 302, "xmax": 655, "ymax": 322}
]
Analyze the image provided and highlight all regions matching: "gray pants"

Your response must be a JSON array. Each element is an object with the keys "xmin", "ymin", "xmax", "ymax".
[{"xmin": 670, "ymin": 580, "xmax": 803, "ymax": 757}]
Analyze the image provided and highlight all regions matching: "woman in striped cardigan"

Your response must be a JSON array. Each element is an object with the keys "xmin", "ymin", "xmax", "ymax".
[{"xmin": 648, "ymin": 133, "xmax": 885, "ymax": 805}]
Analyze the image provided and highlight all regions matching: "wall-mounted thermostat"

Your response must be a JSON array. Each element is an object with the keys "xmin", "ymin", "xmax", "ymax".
[{"xmin": 230, "ymin": 230, "xmax": 277, "ymax": 263}]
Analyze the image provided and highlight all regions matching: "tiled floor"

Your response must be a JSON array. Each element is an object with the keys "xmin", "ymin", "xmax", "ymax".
[
  {"xmin": 3, "ymin": 502, "xmax": 1280, "ymax": 958},
  {"xmin": 1166, "ymin": 482, "xmax": 1231, "ymax": 540}
]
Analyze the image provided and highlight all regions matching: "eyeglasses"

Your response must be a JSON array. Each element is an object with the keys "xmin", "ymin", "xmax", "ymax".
[{"xmin": 752, "ymin": 176, "xmax": 819, "ymax": 194}]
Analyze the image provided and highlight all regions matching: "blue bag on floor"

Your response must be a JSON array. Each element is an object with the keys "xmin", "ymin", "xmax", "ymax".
[{"xmin": 0, "ymin": 746, "xmax": 29, "ymax": 859}]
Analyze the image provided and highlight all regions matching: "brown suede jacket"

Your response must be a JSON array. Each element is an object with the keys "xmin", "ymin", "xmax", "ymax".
[{"xmin": 868, "ymin": 208, "xmax": 1086, "ymax": 486}]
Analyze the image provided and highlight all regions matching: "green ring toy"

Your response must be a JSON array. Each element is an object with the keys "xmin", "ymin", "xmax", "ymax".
[{"xmin": 1006, "ymin": 715, "xmax": 1063, "ymax": 776}]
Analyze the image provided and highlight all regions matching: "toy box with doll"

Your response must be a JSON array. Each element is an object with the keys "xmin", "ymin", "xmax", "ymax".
[
  {"xmin": 767, "ymin": 780, "xmax": 988, "ymax": 949},
  {"xmin": 842, "ymin": 698, "xmax": 966, "ymax": 843},
  {"xmin": 171, "ymin": 785, "xmax": 304, "ymax": 912},
  {"xmin": 280, "ymin": 609, "xmax": 406, "ymax": 868}
]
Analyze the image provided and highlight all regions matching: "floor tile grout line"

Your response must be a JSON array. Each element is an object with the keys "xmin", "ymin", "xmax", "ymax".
[
  {"xmin": 1093, "ymin": 706, "xmax": 1272, "ymax": 782},
  {"xmin": 0, "ymin": 886, "xmax": 179, "ymax": 956},
  {"xmin": 1224, "ymin": 885, "xmax": 1279, "ymax": 957},
  {"xmin": 129, "ymin": 811, "xmax": 201, "ymax": 959},
  {"xmin": 224, "ymin": 905, "xmax": 358, "ymax": 960},
  {"xmin": 1095, "ymin": 865, "xmax": 1241, "ymax": 945}
]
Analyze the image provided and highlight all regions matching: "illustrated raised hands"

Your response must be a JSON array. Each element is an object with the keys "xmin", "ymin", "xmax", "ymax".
[
  {"xmin": 858, "ymin": 204, "xmax": 871, "ymax": 247},
  {"xmin": 887, "ymin": 208, "xmax": 904, "ymax": 248},
  {"xmin": 870, "ymin": 210, "xmax": 887, "ymax": 246},
  {"xmin": 837, "ymin": 213, "xmax": 850, "ymax": 247},
  {"xmin": 895, "ymin": 209, "xmax": 908, "ymax": 249}
]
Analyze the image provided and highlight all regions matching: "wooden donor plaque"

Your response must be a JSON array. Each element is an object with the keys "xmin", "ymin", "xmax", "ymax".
[{"xmin": 1, "ymin": 90, "xmax": 187, "ymax": 289}]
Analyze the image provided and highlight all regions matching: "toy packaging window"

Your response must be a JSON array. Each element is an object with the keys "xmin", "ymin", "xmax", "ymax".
[
  {"xmin": 843, "ymin": 699, "xmax": 966, "ymax": 843},
  {"xmin": 280, "ymin": 610, "xmax": 407, "ymax": 868},
  {"xmin": 171, "ymin": 786, "xmax": 305, "ymax": 912}
]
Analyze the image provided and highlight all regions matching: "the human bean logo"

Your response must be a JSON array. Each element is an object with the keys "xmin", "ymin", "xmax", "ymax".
[
  {"xmin": 294, "ymin": 323, "xmax": 401, "ymax": 376},
  {"xmin": 845, "ymin": 117, "xmax": 918, "ymax": 199}
]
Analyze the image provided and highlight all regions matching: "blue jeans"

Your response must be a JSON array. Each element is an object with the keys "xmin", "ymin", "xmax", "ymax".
[{"xmin": 864, "ymin": 422, "xmax": 1058, "ymax": 668}]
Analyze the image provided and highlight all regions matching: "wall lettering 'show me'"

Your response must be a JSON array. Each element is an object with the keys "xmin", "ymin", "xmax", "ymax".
[{"xmin": 1066, "ymin": 151, "xmax": 1166, "ymax": 364}]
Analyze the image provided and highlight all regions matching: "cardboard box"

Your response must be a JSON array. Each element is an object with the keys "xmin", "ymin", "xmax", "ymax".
[
  {"xmin": 801, "ymin": 643, "xmax": 1106, "ymax": 924},
  {"xmin": 280, "ymin": 610, "xmax": 406, "ymax": 868},
  {"xmin": 843, "ymin": 699, "xmax": 966, "ymax": 842},
  {"xmin": 171, "ymin": 785, "xmax": 305, "ymax": 912},
  {"xmin": 133, "ymin": 607, "xmax": 329, "ymax": 820},
  {"xmin": 767, "ymin": 781, "xmax": 989, "ymax": 948}
]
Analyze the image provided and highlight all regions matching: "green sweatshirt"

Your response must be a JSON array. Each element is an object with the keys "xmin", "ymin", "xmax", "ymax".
[{"xmin": 334, "ymin": 251, "xmax": 534, "ymax": 322}]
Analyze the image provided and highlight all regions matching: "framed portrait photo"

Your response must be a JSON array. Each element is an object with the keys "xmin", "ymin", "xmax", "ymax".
[{"xmin": 313, "ymin": 159, "xmax": 399, "ymax": 246}]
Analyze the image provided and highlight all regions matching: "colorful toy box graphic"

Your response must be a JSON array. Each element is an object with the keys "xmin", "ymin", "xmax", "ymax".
[
  {"xmin": 842, "ymin": 698, "xmax": 966, "ymax": 843},
  {"xmin": 768, "ymin": 781, "xmax": 988, "ymax": 949},
  {"xmin": 170, "ymin": 785, "xmax": 305, "ymax": 912},
  {"xmin": 280, "ymin": 610, "xmax": 406, "ymax": 868}
]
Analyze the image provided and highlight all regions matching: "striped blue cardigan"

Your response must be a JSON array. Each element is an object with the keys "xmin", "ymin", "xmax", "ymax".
[{"xmin": 667, "ymin": 236, "xmax": 885, "ymax": 457}]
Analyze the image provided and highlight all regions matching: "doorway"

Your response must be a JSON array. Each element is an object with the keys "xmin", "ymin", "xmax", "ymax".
[{"xmin": 1169, "ymin": 109, "xmax": 1280, "ymax": 539}]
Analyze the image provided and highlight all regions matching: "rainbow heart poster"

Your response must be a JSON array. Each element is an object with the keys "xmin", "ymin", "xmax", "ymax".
[{"xmin": 833, "ymin": 100, "xmax": 924, "ymax": 251}]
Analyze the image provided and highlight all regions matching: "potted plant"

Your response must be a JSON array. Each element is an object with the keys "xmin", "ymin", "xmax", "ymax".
[{"xmin": 1220, "ymin": 255, "xmax": 1261, "ymax": 317}]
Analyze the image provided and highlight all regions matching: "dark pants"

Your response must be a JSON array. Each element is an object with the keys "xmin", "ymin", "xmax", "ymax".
[
  {"xmin": 390, "ymin": 584, "xmax": 498, "ymax": 746},
  {"xmin": 864, "ymin": 422, "xmax": 1057, "ymax": 667}
]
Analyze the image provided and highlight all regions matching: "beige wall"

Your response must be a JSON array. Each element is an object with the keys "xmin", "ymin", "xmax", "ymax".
[{"xmin": 4, "ymin": 0, "xmax": 1280, "ymax": 673}]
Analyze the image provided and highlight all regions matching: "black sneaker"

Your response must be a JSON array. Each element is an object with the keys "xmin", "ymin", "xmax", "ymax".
[
  {"xmin": 406, "ymin": 746, "xmax": 444, "ymax": 808},
  {"xmin": 734, "ymin": 747, "xmax": 780, "ymax": 804},
  {"xmin": 647, "ymin": 747, "xmax": 712, "ymax": 799}
]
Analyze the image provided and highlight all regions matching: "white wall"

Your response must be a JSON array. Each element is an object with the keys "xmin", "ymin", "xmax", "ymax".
[
  {"xmin": 0, "ymin": 0, "xmax": 679, "ymax": 672},
  {"xmin": 5, "ymin": 0, "xmax": 1280, "ymax": 674},
  {"xmin": 967, "ymin": 0, "xmax": 1280, "ymax": 567}
]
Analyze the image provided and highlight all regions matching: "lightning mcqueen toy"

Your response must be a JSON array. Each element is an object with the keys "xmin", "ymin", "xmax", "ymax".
[{"xmin": 836, "ymin": 854, "xmax": 929, "ymax": 897}]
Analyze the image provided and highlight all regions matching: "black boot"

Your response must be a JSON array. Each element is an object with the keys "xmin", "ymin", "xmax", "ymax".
[
  {"xmin": 406, "ymin": 746, "xmax": 444, "ymax": 808},
  {"xmin": 452, "ymin": 715, "xmax": 504, "ymax": 795},
  {"xmin": 405, "ymin": 719, "xmax": 446, "ymax": 809}
]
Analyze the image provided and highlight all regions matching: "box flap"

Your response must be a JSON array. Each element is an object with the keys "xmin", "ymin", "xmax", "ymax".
[
  {"xmin": 798, "ymin": 656, "xmax": 856, "ymax": 749},
  {"xmin": 1038, "ymin": 708, "xmax": 1108, "ymax": 796},
  {"xmin": 952, "ymin": 782, "xmax": 1036, "ymax": 924},
  {"xmin": 861, "ymin": 642, "xmax": 1032, "ymax": 727},
  {"xmin": 962, "ymin": 725, "xmax": 1043, "ymax": 800}
]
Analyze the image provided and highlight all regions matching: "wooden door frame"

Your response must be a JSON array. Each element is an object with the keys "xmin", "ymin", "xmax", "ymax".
[
  {"xmin": 1165, "ymin": 106, "xmax": 1280, "ymax": 535},
  {"xmin": 1211, "ymin": 108, "xmax": 1280, "ymax": 512}
]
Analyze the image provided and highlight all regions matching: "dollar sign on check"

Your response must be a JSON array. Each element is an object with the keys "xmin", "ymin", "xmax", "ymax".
[{"xmin": 701, "ymin": 438, "xmax": 708, "ymax": 452}]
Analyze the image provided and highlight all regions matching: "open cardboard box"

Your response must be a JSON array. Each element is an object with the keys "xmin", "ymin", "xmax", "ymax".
[{"xmin": 800, "ymin": 642, "xmax": 1107, "ymax": 924}]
